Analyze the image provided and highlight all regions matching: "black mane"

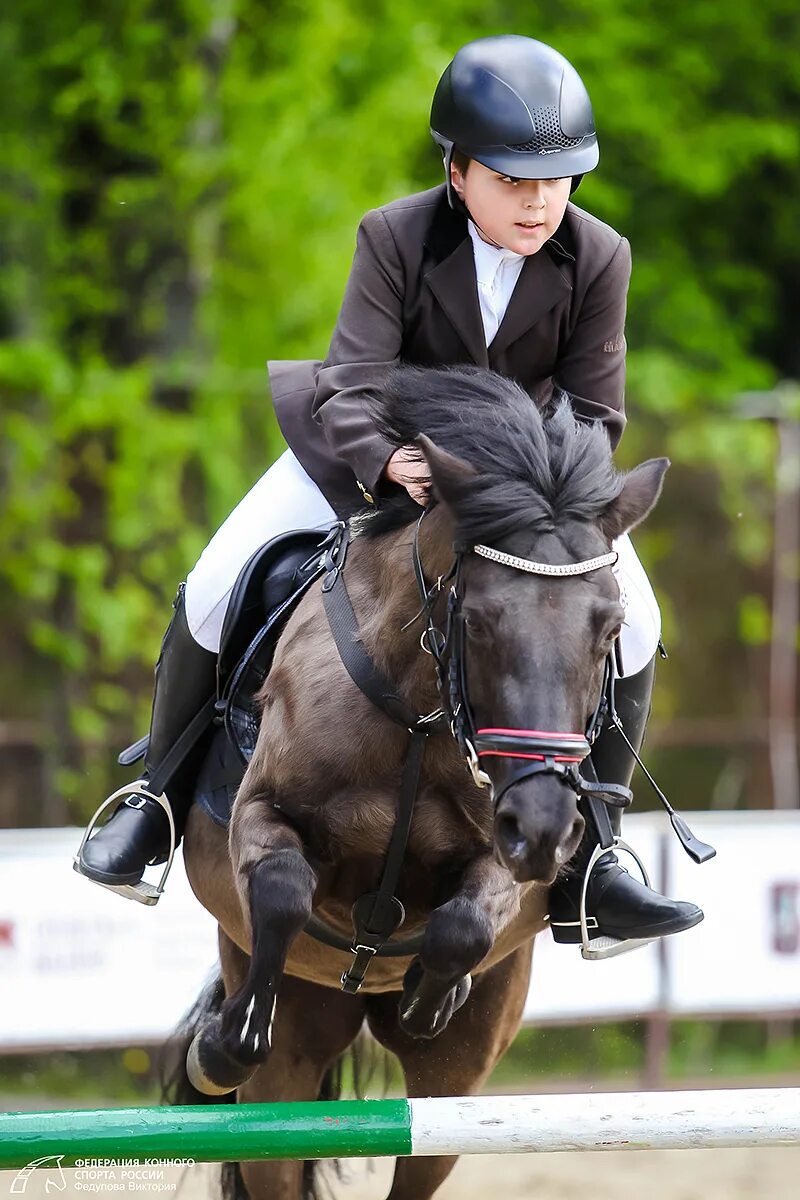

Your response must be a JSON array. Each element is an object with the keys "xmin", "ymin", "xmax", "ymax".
[{"xmin": 362, "ymin": 364, "xmax": 624, "ymax": 543}]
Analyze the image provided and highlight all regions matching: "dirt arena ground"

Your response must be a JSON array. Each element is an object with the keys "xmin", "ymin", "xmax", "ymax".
[{"xmin": 4, "ymin": 1146, "xmax": 800, "ymax": 1199}]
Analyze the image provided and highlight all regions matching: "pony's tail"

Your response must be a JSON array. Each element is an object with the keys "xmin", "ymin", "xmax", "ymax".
[{"xmin": 160, "ymin": 967, "xmax": 232, "ymax": 1107}]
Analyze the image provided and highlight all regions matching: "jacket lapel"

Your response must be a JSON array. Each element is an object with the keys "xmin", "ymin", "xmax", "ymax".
[
  {"xmin": 422, "ymin": 192, "xmax": 488, "ymax": 367},
  {"xmin": 424, "ymin": 240, "xmax": 489, "ymax": 367},
  {"xmin": 489, "ymin": 244, "xmax": 572, "ymax": 359}
]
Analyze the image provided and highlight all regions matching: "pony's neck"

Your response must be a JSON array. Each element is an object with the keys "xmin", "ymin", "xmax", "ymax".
[{"xmin": 347, "ymin": 507, "xmax": 454, "ymax": 713}]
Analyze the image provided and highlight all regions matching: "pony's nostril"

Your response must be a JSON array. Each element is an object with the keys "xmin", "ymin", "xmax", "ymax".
[
  {"xmin": 568, "ymin": 817, "xmax": 584, "ymax": 847},
  {"xmin": 554, "ymin": 816, "xmax": 585, "ymax": 866},
  {"xmin": 497, "ymin": 812, "xmax": 526, "ymax": 858}
]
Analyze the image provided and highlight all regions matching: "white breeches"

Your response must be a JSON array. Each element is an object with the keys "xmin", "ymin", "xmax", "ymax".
[
  {"xmin": 185, "ymin": 450, "xmax": 338, "ymax": 652},
  {"xmin": 184, "ymin": 449, "xmax": 661, "ymax": 676}
]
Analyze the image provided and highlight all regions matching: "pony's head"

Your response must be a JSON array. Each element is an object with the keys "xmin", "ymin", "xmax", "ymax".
[{"xmin": 370, "ymin": 365, "xmax": 668, "ymax": 884}]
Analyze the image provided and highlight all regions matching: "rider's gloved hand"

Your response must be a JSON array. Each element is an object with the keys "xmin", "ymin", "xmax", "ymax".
[{"xmin": 383, "ymin": 446, "xmax": 431, "ymax": 506}]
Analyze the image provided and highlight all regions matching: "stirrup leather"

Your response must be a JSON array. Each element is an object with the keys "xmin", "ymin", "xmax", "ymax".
[
  {"xmin": 578, "ymin": 838, "xmax": 655, "ymax": 961},
  {"xmin": 72, "ymin": 781, "xmax": 177, "ymax": 907}
]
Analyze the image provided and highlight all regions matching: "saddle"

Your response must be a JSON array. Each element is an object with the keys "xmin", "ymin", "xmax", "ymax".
[{"xmin": 120, "ymin": 525, "xmax": 338, "ymax": 831}]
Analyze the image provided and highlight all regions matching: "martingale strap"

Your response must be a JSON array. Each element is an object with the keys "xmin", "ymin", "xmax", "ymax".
[{"xmin": 320, "ymin": 523, "xmax": 447, "ymax": 992}]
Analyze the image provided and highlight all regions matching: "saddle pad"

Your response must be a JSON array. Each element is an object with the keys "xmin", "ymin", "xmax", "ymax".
[{"xmin": 194, "ymin": 725, "xmax": 241, "ymax": 829}]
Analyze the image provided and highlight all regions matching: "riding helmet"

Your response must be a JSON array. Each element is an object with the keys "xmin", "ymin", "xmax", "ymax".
[{"xmin": 430, "ymin": 35, "xmax": 599, "ymax": 206}]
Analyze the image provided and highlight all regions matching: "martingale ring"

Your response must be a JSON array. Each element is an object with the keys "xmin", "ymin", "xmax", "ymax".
[{"xmin": 473, "ymin": 545, "xmax": 618, "ymax": 576}]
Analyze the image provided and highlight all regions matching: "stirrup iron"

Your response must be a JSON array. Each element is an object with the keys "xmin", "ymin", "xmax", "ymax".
[
  {"xmin": 72, "ymin": 781, "xmax": 177, "ymax": 906},
  {"xmin": 578, "ymin": 838, "xmax": 655, "ymax": 961}
]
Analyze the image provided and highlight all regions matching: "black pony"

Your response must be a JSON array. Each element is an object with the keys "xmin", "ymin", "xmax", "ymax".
[{"xmin": 172, "ymin": 364, "xmax": 669, "ymax": 1200}]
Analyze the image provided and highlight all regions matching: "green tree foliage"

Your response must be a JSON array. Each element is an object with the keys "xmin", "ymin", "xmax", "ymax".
[{"xmin": 1, "ymin": 2, "xmax": 797, "ymax": 812}]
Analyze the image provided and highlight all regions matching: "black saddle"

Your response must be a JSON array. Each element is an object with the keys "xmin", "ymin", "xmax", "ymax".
[
  {"xmin": 217, "ymin": 525, "xmax": 334, "ymax": 690},
  {"xmin": 120, "ymin": 525, "xmax": 339, "ymax": 829}
]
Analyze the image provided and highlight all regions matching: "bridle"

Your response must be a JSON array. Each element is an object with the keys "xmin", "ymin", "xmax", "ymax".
[
  {"xmin": 412, "ymin": 512, "xmax": 631, "ymax": 811},
  {"xmin": 317, "ymin": 509, "xmax": 714, "ymax": 990}
]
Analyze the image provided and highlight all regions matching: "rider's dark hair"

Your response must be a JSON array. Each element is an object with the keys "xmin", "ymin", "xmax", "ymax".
[{"xmin": 451, "ymin": 149, "xmax": 471, "ymax": 175}]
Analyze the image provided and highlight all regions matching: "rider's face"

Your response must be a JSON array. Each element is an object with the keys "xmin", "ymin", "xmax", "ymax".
[{"xmin": 450, "ymin": 158, "xmax": 571, "ymax": 255}]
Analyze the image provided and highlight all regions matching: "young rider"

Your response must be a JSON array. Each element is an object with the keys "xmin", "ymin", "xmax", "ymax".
[{"xmin": 78, "ymin": 34, "xmax": 703, "ymax": 950}]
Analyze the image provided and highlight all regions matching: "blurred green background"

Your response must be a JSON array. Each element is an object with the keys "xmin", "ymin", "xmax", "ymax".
[
  {"xmin": 2, "ymin": 1, "xmax": 798, "ymax": 821},
  {"xmin": 0, "ymin": 0, "xmax": 799, "ymax": 1118}
]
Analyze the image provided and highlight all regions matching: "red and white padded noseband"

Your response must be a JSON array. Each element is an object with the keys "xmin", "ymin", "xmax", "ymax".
[{"xmin": 475, "ymin": 729, "xmax": 591, "ymax": 763}]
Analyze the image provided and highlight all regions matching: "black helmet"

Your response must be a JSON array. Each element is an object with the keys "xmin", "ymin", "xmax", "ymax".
[{"xmin": 431, "ymin": 35, "xmax": 599, "ymax": 207}]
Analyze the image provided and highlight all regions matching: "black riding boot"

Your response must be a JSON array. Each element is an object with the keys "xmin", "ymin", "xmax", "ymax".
[
  {"xmin": 549, "ymin": 654, "xmax": 703, "ymax": 945},
  {"xmin": 78, "ymin": 585, "xmax": 217, "ymax": 886}
]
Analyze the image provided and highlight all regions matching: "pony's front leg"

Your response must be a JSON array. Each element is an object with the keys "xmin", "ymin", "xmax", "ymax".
[
  {"xmin": 188, "ymin": 811, "xmax": 316, "ymax": 1095},
  {"xmin": 399, "ymin": 852, "xmax": 517, "ymax": 1039}
]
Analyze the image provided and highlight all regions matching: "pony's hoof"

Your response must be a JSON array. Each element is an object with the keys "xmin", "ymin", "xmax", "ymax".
[
  {"xmin": 399, "ymin": 964, "xmax": 473, "ymax": 1039},
  {"xmin": 186, "ymin": 1017, "xmax": 257, "ymax": 1096}
]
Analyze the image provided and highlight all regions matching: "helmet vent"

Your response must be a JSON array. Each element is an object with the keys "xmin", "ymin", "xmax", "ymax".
[{"xmin": 509, "ymin": 106, "xmax": 584, "ymax": 154}]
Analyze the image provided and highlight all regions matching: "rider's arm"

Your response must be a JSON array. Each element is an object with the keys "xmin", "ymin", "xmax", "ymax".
[
  {"xmin": 553, "ymin": 236, "xmax": 631, "ymax": 452},
  {"xmin": 311, "ymin": 208, "xmax": 405, "ymax": 502}
]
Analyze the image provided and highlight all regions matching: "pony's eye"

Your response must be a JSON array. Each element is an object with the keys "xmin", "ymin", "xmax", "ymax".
[{"xmin": 464, "ymin": 612, "xmax": 488, "ymax": 638}]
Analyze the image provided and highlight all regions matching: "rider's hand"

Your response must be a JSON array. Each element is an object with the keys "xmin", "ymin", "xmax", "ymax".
[{"xmin": 383, "ymin": 446, "xmax": 431, "ymax": 507}]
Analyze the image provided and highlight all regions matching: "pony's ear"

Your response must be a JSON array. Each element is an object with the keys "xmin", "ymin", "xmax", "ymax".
[
  {"xmin": 600, "ymin": 458, "xmax": 670, "ymax": 542},
  {"xmin": 417, "ymin": 434, "xmax": 478, "ymax": 506}
]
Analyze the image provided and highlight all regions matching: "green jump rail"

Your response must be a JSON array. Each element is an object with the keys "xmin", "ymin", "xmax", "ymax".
[{"xmin": 1, "ymin": 1090, "xmax": 799, "ymax": 1171}]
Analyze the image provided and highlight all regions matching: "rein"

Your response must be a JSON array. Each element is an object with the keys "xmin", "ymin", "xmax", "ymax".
[{"xmin": 317, "ymin": 510, "xmax": 714, "ymax": 992}]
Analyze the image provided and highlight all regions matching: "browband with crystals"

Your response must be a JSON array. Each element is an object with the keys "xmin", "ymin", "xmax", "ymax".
[{"xmin": 473, "ymin": 545, "xmax": 618, "ymax": 576}]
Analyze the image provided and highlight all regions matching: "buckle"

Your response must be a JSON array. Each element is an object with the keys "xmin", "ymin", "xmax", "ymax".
[
  {"xmin": 340, "ymin": 944, "xmax": 378, "ymax": 994},
  {"xmin": 321, "ymin": 523, "xmax": 349, "ymax": 592},
  {"xmin": 123, "ymin": 794, "xmax": 149, "ymax": 810},
  {"xmin": 464, "ymin": 739, "xmax": 493, "ymax": 790}
]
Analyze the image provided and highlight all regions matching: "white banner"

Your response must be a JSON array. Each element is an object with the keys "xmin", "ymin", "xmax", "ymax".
[
  {"xmin": 665, "ymin": 811, "xmax": 800, "ymax": 1014},
  {"xmin": 0, "ymin": 829, "xmax": 218, "ymax": 1049},
  {"xmin": 0, "ymin": 813, "xmax": 798, "ymax": 1049}
]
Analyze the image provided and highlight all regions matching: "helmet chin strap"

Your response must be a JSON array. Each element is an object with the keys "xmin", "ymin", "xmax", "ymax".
[{"xmin": 467, "ymin": 211, "xmax": 505, "ymax": 250}]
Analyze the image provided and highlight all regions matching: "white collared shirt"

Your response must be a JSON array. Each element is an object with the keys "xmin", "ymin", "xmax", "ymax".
[{"xmin": 467, "ymin": 219, "xmax": 526, "ymax": 346}]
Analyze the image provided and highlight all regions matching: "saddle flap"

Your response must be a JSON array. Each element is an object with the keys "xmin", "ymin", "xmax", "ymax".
[{"xmin": 217, "ymin": 527, "xmax": 333, "ymax": 688}]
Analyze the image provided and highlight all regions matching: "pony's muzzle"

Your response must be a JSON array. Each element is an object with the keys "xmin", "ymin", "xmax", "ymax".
[{"xmin": 493, "ymin": 782, "xmax": 584, "ymax": 883}]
